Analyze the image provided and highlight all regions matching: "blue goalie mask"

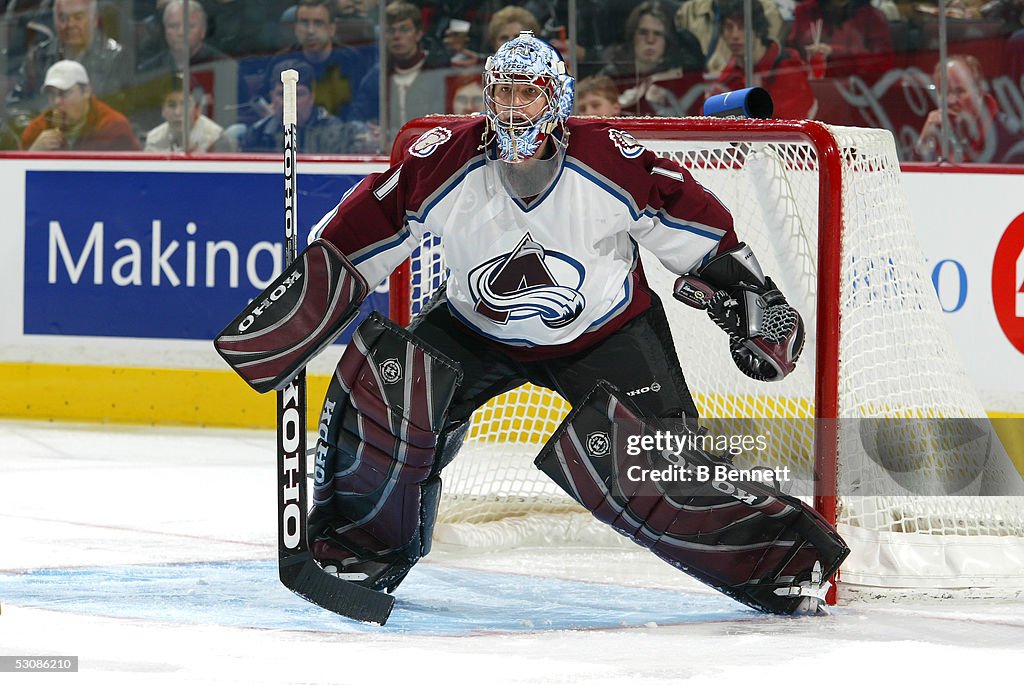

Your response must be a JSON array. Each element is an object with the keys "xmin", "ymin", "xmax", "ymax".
[{"xmin": 483, "ymin": 32, "xmax": 574, "ymax": 163}]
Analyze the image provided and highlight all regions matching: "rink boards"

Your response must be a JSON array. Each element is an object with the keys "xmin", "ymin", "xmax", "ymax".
[
  {"xmin": 0, "ymin": 155, "xmax": 1021, "ymax": 433},
  {"xmin": 0, "ymin": 155, "xmax": 387, "ymax": 427}
]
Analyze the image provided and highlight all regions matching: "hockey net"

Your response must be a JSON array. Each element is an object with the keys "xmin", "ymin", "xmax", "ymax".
[{"xmin": 389, "ymin": 116, "xmax": 1024, "ymax": 596}]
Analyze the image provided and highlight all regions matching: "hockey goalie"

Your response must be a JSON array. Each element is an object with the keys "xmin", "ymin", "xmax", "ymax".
[{"xmin": 216, "ymin": 32, "xmax": 848, "ymax": 618}]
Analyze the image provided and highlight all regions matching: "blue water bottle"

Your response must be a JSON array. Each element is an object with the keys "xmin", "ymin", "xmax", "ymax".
[{"xmin": 702, "ymin": 87, "xmax": 774, "ymax": 119}]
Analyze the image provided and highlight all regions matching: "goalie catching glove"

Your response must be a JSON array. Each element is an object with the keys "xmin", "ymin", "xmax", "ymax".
[{"xmin": 674, "ymin": 243, "xmax": 804, "ymax": 382}]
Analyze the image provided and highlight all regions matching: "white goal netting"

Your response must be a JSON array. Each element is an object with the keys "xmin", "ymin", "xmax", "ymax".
[{"xmin": 392, "ymin": 118, "xmax": 1024, "ymax": 594}]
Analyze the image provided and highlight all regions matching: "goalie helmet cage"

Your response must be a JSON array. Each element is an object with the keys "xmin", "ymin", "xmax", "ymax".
[{"xmin": 388, "ymin": 116, "xmax": 1024, "ymax": 600}]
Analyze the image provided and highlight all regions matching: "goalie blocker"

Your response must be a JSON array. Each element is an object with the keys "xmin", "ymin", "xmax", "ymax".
[
  {"xmin": 214, "ymin": 239, "xmax": 370, "ymax": 393},
  {"xmin": 536, "ymin": 381, "xmax": 849, "ymax": 614}
]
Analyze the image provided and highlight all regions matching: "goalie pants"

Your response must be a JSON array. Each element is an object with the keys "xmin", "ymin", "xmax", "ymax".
[{"xmin": 410, "ymin": 289, "xmax": 700, "ymax": 428}]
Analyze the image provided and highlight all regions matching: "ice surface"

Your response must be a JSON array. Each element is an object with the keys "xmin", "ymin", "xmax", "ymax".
[{"xmin": 1, "ymin": 420, "xmax": 1022, "ymax": 684}]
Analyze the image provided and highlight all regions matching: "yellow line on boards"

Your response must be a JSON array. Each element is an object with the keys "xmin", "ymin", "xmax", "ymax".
[
  {"xmin": 0, "ymin": 362, "xmax": 331, "ymax": 428},
  {"xmin": 2, "ymin": 362, "xmax": 1022, "ymax": 476}
]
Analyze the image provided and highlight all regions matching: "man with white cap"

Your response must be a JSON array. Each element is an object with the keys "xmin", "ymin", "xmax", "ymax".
[{"xmin": 20, "ymin": 60, "xmax": 139, "ymax": 151}]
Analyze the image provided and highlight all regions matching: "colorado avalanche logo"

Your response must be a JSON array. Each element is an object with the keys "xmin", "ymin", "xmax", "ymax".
[
  {"xmin": 468, "ymin": 233, "xmax": 585, "ymax": 329},
  {"xmin": 379, "ymin": 358, "xmax": 402, "ymax": 384},
  {"xmin": 409, "ymin": 126, "xmax": 453, "ymax": 158},
  {"xmin": 608, "ymin": 129, "xmax": 644, "ymax": 158},
  {"xmin": 586, "ymin": 431, "xmax": 611, "ymax": 458}
]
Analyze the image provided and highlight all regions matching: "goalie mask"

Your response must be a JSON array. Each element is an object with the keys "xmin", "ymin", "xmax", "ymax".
[{"xmin": 483, "ymin": 32, "xmax": 574, "ymax": 166}]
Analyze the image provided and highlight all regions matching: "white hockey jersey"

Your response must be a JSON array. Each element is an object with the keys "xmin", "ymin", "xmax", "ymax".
[{"xmin": 310, "ymin": 117, "xmax": 737, "ymax": 359}]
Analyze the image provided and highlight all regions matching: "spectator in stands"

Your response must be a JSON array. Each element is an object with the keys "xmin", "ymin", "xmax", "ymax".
[
  {"xmin": 487, "ymin": 6, "xmax": 542, "ymax": 53},
  {"xmin": 575, "ymin": 74, "xmax": 623, "ymax": 116},
  {"xmin": 786, "ymin": 0, "xmax": 894, "ymax": 82},
  {"xmin": 675, "ymin": 0, "xmax": 784, "ymax": 78},
  {"xmin": 272, "ymin": 0, "xmax": 371, "ymax": 119},
  {"xmin": 144, "ymin": 76, "xmax": 233, "ymax": 153},
  {"xmin": 131, "ymin": 1, "xmax": 236, "ymax": 134},
  {"xmin": 20, "ymin": 60, "xmax": 139, "ymax": 151},
  {"xmin": 349, "ymin": 1, "xmax": 450, "ymax": 143},
  {"xmin": 6, "ymin": 0, "xmax": 131, "ymax": 118},
  {"xmin": 914, "ymin": 54, "xmax": 1024, "ymax": 163},
  {"xmin": 447, "ymin": 73, "xmax": 483, "ymax": 114},
  {"xmin": 439, "ymin": 5, "xmax": 543, "ymax": 67},
  {"xmin": 239, "ymin": 59, "xmax": 375, "ymax": 154},
  {"xmin": 137, "ymin": 0, "xmax": 233, "ymax": 75},
  {"xmin": 711, "ymin": 0, "xmax": 817, "ymax": 119},
  {"xmin": 600, "ymin": 1, "xmax": 706, "ymax": 116}
]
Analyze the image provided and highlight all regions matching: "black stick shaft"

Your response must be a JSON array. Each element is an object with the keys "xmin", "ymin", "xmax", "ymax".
[
  {"xmin": 277, "ymin": 69, "xmax": 308, "ymax": 568},
  {"xmin": 271, "ymin": 70, "xmax": 393, "ymax": 624}
]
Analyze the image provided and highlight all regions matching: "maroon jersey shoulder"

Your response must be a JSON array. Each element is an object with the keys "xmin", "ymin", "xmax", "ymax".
[
  {"xmin": 563, "ymin": 118, "xmax": 738, "ymax": 255},
  {"xmin": 563, "ymin": 118, "xmax": 664, "ymax": 205},
  {"xmin": 397, "ymin": 117, "xmax": 488, "ymax": 212}
]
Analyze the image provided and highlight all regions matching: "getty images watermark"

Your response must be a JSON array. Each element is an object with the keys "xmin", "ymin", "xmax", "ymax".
[{"xmin": 622, "ymin": 429, "xmax": 791, "ymax": 487}]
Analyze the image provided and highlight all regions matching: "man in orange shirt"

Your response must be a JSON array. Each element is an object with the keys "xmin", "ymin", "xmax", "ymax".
[{"xmin": 21, "ymin": 60, "xmax": 140, "ymax": 151}]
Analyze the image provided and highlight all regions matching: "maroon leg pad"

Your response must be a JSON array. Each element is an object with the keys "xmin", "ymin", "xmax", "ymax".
[
  {"xmin": 308, "ymin": 313, "xmax": 462, "ymax": 592},
  {"xmin": 535, "ymin": 380, "xmax": 849, "ymax": 614}
]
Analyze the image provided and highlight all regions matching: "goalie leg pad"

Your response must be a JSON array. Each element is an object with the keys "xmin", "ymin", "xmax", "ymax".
[
  {"xmin": 214, "ymin": 239, "xmax": 370, "ymax": 393},
  {"xmin": 535, "ymin": 381, "xmax": 849, "ymax": 614},
  {"xmin": 308, "ymin": 313, "xmax": 463, "ymax": 592}
]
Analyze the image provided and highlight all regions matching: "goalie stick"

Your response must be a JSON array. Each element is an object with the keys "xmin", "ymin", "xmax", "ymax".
[{"xmin": 275, "ymin": 68, "xmax": 394, "ymax": 625}]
